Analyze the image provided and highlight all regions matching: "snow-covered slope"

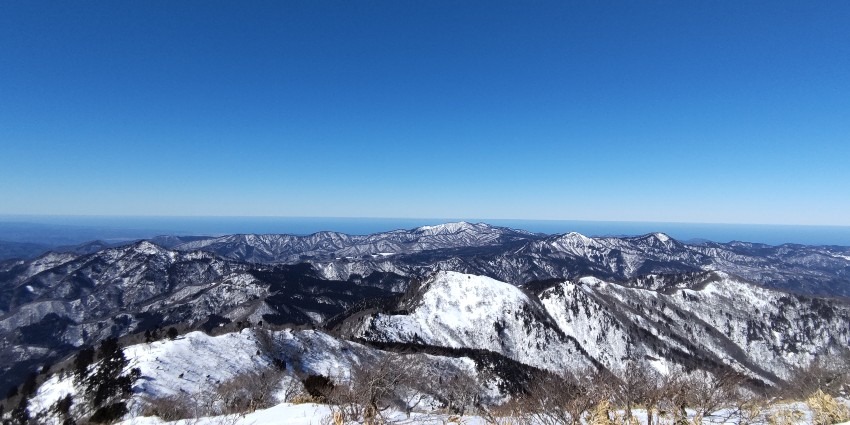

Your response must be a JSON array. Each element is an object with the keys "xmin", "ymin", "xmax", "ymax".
[
  {"xmin": 28, "ymin": 328, "xmax": 487, "ymax": 424},
  {"xmin": 344, "ymin": 271, "xmax": 850, "ymax": 386},
  {"xmin": 348, "ymin": 271, "xmax": 594, "ymax": 372},
  {"xmin": 541, "ymin": 271, "xmax": 850, "ymax": 383}
]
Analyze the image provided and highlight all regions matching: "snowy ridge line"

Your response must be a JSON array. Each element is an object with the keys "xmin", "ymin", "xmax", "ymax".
[{"xmin": 27, "ymin": 328, "xmax": 494, "ymax": 424}]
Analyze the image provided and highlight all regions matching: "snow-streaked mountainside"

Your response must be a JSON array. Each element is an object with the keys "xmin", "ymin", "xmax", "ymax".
[
  {"xmin": 339, "ymin": 271, "xmax": 850, "ymax": 387},
  {"xmin": 539, "ymin": 272, "xmax": 850, "ymax": 383},
  {"xmin": 19, "ymin": 298, "xmax": 850, "ymax": 424}
]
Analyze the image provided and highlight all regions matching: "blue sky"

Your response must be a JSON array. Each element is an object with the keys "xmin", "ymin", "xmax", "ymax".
[{"xmin": 1, "ymin": 1, "xmax": 849, "ymax": 225}]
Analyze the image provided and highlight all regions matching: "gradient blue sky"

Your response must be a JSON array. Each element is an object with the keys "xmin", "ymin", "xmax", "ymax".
[{"xmin": 2, "ymin": 1, "xmax": 849, "ymax": 225}]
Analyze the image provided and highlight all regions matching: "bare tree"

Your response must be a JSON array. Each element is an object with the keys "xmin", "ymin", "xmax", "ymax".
[
  {"xmin": 141, "ymin": 366, "xmax": 285, "ymax": 422},
  {"xmin": 214, "ymin": 367, "xmax": 284, "ymax": 413},
  {"xmin": 329, "ymin": 352, "xmax": 425, "ymax": 424},
  {"xmin": 611, "ymin": 361, "xmax": 665, "ymax": 424},
  {"xmin": 279, "ymin": 373, "xmax": 307, "ymax": 403},
  {"xmin": 503, "ymin": 368, "xmax": 609, "ymax": 425},
  {"xmin": 676, "ymin": 370, "xmax": 746, "ymax": 422}
]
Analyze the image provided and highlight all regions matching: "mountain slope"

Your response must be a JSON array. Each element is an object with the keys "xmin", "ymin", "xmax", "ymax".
[
  {"xmin": 342, "ymin": 271, "xmax": 593, "ymax": 372},
  {"xmin": 0, "ymin": 242, "xmax": 400, "ymax": 395},
  {"xmin": 541, "ymin": 272, "xmax": 850, "ymax": 384},
  {"xmin": 338, "ymin": 271, "xmax": 850, "ymax": 386}
]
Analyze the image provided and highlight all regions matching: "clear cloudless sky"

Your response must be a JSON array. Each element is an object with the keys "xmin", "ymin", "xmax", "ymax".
[{"xmin": 1, "ymin": 1, "xmax": 849, "ymax": 225}]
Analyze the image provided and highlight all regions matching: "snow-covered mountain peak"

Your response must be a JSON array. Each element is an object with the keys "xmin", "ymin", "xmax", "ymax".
[
  {"xmin": 131, "ymin": 240, "xmax": 167, "ymax": 256},
  {"xmin": 392, "ymin": 271, "xmax": 535, "ymax": 320},
  {"xmin": 558, "ymin": 231, "xmax": 595, "ymax": 245},
  {"xmin": 577, "ymin": 276, "xmax": 605, "ymax": 286},
  {"xmin": 425, "ymin": 270, "xmax": 529, "ymax": 306},
  {"xmin": 415, "ymin": 221, "xmax": 486, "ymax": 235},
  {"xmin": 632, "ymin": 232, "xmax": 677, "ymax": 246},
  {"xmin": 653, "ymin": 232, "xmax": 671, "ymax": 242}
]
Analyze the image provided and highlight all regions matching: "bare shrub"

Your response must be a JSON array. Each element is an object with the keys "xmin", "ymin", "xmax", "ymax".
[
  {"xmin": 671, "ymin": 370, "xmax": 746, "ymax": 422},
  {"xmin": 543, "ymin": 371, "xmax": 607, "ymax": 424},
  {"xmin": 329, "ymin": 352, "xmax": 426, "ymax": 424},
  {"xmin": 732, "ymin": 395, "xmax": 768, "ymax": 425},
  {"xmin": 439, "ymin": 369, "xmax": 480, "ymax": 416},
  {"xmin": 141, "ymin": 391, "xmax": 216, "ymax": 421},
  {"xmin": 806, "ymin": 389, "xmax": 850, "ymax": 425},
  {"xmin": 290, "ymin": 393, "xmax": 321, "ymax": 404},
  {"xmin": 493, "ymin": 368, "xmax": 612, "ymax": 425},
  {"xmin": 141, "ymin": 366, "xmax": 285, "ymax": 421},
  {"xmin": 766, "ymin": 405, "xmax": 804, "ymax": 425},
  {"xmin": 586, "ymin": 399, "xmax": 617, "ymax": 425},
  {"xmin": 215, "ymin": 367, "xmax": 284, "ymax": 413},
  {"xmin": 480, "ymin": 398, "xmax": 531, "ymax": 424}
]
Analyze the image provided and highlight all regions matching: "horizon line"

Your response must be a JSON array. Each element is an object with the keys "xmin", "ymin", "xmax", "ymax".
[{"xmin": 1, "ymin": 213, "xmax": 850, "ymax": 229}]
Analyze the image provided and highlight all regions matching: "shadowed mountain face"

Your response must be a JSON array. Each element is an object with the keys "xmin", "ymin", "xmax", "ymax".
[
  {"xmin": 1, "ymin": 222, "xmax": 848, "ymax": 397},
  {"xmin": 0, "ymin": 242, "xmax": 399, "ymax": 395}
]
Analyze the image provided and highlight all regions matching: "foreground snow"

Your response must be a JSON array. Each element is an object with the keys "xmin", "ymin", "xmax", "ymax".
[
  {"xmin": 113, "ymin": 400, "xmax": 845, "ymax": 425},
  {"xmin": 116, "ymin": 402, "xmax": 494, "ymax": 425}
]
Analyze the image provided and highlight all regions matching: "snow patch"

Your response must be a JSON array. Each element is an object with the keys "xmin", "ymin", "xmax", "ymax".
[{"xmin": 648, "ymin": 357, "xmax": 670, "ymax": 375}]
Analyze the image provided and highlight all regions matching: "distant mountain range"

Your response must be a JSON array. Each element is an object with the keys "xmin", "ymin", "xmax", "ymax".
[
  {"xmin": 160, "ymin": 221, "xmax": 850, "ymax": 296},
  {"xmin": 1, "ymin": 221, "xmax": 849, "ymax": 400}
]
